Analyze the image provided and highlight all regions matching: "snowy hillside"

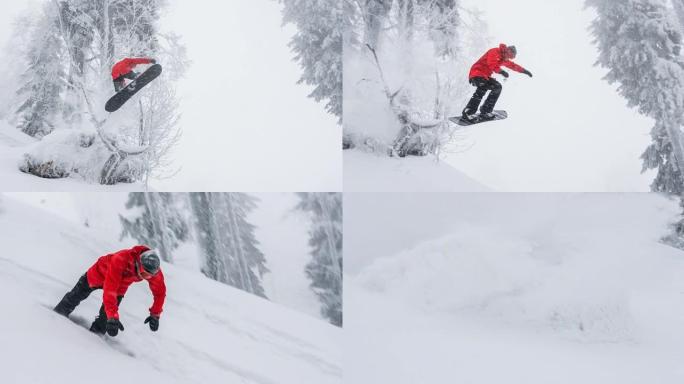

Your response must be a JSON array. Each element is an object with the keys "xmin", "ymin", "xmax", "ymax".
[
  {"xmin": 346, "ymin": 194, "xmax": 684, "ymax": 383},
  {"xmin": 0, "ymin": 196, "xmax": 341, "ymax": 384},
  {"xmin": 344, "ymin": 150, "xmax": 489, "ymax": 192}
]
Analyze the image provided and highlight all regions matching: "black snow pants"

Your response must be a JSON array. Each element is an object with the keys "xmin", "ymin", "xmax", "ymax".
[
  {"xmin": 54, "ymin": 274, "xmax": 124, "ymax": 334},
  {"xmin": 113, "ymin": 71, "xmax": 139, "ymax": 92},
  {"xmin": 463, "ymin": 77, "xmax": 503, "ymax": 115}
]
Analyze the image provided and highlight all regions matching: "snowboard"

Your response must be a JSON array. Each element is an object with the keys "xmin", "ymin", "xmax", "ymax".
[
  {"xmin": 105, "ymin": 64, "xmax": 162, "ymax": 112},
  {"xmin": 46, "ymin": 304, "xmax": 136, "ymax": 357},
  {"xmin": 448, "ymin": 110, "xmax": 508, "ymax": 127}
]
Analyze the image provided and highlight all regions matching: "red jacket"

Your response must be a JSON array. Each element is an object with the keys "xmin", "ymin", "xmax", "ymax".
[
  {"xmin": 86, "ymin": 245, "xmax": 166, "ymax": 320},
  {"xmin": 111, "ymin": 57, "xmax": 154, "ymax": 79},
  {"xmin": 469, "ymin": 44, "xmax": 525, "ymax": 80}
]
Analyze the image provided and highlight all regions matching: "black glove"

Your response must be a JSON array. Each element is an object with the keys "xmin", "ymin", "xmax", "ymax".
[
  {"xmin": 522, "ymin": 69, "xmax": 533, "ymax": 77},
  {"xmin": 106, "ymin": 318, "xmax": 124, "ymax": 337},
  {"xmin": 150, "ymin": 59, "xmax": 157, "ymax": 64},
  {"xmin": 499, "ymin": 70, "xmax": 509, "ymax": 78},
  {"xmin": 144, "ymin": 315, "xmax": 159, "ymax": 332}
]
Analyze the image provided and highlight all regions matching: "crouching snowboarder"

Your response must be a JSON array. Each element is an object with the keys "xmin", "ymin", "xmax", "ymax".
[
  {"xmin": 54, "ymin": 246, "xmax": 166, "ymax": 337},
  {"xmin": 112, "ymin": 57, "xmax": 157, "ymax": 92},
  {"xmin": 462, "ymin": 44, "xmax": 532, "ymax": 122}
]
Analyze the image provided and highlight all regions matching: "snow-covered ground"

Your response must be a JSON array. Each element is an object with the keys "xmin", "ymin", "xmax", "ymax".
[
  {"xmin": 0, "ymin": 196, "xmax": 341, "ymax": 383},
  {"xmin": 0, "ymin": 122, "xmax": 143, "ymax": 191},
  {"xmin": 345, "ymin": 193, "xmax": 684, "ymax": 383},
  {"xmin": 344, "ymin": 150, "xmax": 488, "ymax": 192}
]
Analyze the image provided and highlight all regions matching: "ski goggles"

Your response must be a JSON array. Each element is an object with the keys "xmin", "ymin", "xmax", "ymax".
[{"xmin": 136, "ymin": 261, "xmax": 158, "ymax": 280}]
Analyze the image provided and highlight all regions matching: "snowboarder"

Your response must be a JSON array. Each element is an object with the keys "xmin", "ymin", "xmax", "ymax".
[
  {"xmin": 461, "ymin": 44, "xmax": 532, "ymax": 122},
  {"xmin": 111, "ymin": 57, "xmax": 157, "ymax": 92},
  {"xmin": 54, "ymin": 246, "xmax": 166, "ymax": 337}
]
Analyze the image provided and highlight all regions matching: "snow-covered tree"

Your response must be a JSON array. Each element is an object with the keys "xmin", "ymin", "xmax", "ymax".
[
  {"xmin": 190, "ymin": 193, "xmax": 269, "ymax": 298},
  {"xmin": 672, "ymin": 0, "xmax": 684, "ymax": 32},
  {"xmin": 119, "ymin": 192, "xmax": 189, "ymax": 262},
  {"xmin": 296, "ymin": 193, "xmax": 342, "ymax": 327},
  {"xmin": 587, "ymin": 0, "xmax": 684, "ymax": 194},
  {"xmin": 11, "ymin": 0, "xmax": 187, "ymax": 185},
  {"xmin": 345, "ymin": 0, "xmax": 478, "ymax": 157},
  {"xmin": 15, "ymin": 8, "xmax": 66, "ymax": 138},
  {"xmin": 280, "ymin": 0, "xmax": 343, "ymax": 121}
]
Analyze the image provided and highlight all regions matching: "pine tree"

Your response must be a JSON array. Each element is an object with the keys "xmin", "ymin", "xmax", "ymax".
[
  {"xmin": 280, "ymin": 0, "xmax": 343, "ymax": 120},
  {"xmin": 673, "ymin": 0, "xmax": 684, "ymax": 32},
  {"xmin": 189, "ymin": 192, "xmax": 227, "ymax": 282},
  {"xmin": 587, "ymin": 0, "xmax": 684, "ymax": 194},
  {"xmin": 190, "ymin": 193, "xmax": 268, "ymax": 298},
  {"xmin": 15, "ymin": 9, "xmax": 66, "ymax": 138},
  {"xmin": 296, "ymin": 193, "xmax": 343, "ymax": 327},
  {"xmin": 119, "ymin": 192, "xmax": 189, "ymax": 262}
]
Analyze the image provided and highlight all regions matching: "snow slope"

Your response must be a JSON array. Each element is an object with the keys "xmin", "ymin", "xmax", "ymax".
[
  {"xmin": 344, "ymin": 150, "xmax": 489, "ymax": 192},
  {"xmin": 346, "ymin": 193, "xmax": 684, "ymax": 383},
  {"xmin": 0, "ymin": 196, "xmax": 341, "ymax": 384}
]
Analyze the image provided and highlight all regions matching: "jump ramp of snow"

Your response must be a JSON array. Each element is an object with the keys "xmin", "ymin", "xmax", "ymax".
[{"xmin": 344, "ymin": 150, "xmax": 489, "ymax": 192}]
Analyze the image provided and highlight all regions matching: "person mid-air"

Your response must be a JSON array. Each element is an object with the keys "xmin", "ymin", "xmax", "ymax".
[{"xmin": 461, "ymin": 44, "xmax": 532, "ymax": 123}]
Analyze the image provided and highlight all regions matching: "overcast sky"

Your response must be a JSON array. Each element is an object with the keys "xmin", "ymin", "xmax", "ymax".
[{"xmin": 154, "ymin": 0, "xmax": 340, "ymax": 192}]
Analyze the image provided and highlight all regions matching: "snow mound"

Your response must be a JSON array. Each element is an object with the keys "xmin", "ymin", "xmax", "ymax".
[
  {"xmin": 347, "ymin": 194, "xmax": 684, "ymax": 384},
  {"xmin": 354, "ymin": 194, "xmax": 683, "ymax": 341},
  {"xmin": 0, "ymin": 196, "xmax": 341, "ymax": 384},
  {"xmin": 344, "ymin": 149, "xmax": 489, "ymax": 192},
  {"xmin": 0, "ymin": 121, "xmax": 143, "ymax": 191}
]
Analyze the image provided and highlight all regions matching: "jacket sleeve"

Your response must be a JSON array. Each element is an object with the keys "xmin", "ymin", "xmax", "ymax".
[
  {"xmin": 102, "ymin": 252, "xmax": 126, "ymax": 319},
  {"xmin": 501, "ymin": 60, "xmax": 525, "ymax": 73},
  {"xmin": 486, "ymin": 49, "xmax": 503, "ymax": 74},
  {"xmin": 148, "ymin": 270, "xmax": 166, "ymax": 317}
]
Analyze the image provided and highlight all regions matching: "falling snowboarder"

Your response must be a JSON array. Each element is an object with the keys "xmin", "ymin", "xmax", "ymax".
[
  {"xmin": 105, "ymin": 57, "xmax": 162, "ymax": 112},
  {"xmin": 54, "ymin": 246, "xmax": 166, "ymax": 337},
  {"xmin": 457, "ymin": 44, "xmax": 533, "ymax": 125}
]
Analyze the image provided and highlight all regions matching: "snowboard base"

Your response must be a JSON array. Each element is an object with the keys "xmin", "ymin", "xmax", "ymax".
[
  {"xmin": 448, "ymin": 110, "xmax": 508, "ymax": 126},
  {"xmin": 105, "ymin": 64, "xmax": 162, "ymax": 112}
]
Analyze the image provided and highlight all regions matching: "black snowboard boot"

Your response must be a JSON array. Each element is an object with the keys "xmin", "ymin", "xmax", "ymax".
[
  {"xmin": 461, "ymin": 107, "xmax": 478, "ymax": 123},
  {"xmin": 479, "ymin": 111, "xmax": 496, "ymax": 121},
  {"xmin": 90, "ymin": 295, "xmax": 124, "ymax": 335},
  {"xmin": 89, "ymin": 316, "xmax": 107, "ymax": 335}
]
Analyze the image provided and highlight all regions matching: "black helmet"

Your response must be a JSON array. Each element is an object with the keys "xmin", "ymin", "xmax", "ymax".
[
  {"xmin": 139, "ymin": 249, "xmax": 160, "ymax": 275},
  {"xmin": 507, "ymin": 45, "xmax": 517, "ymax": 58}
]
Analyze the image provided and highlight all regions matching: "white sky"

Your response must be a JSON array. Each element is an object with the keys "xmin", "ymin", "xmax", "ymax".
[
  {"xmin": 153, "ymin": 0, "xmax": 340, "ymax": 192},
  {"xmin": 0, "ymin": 1, "xmax": 341, "ymax": 192},
  {"xmin": 445, "ymin": 0, "xmax": 654, "ymax": 191}
]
